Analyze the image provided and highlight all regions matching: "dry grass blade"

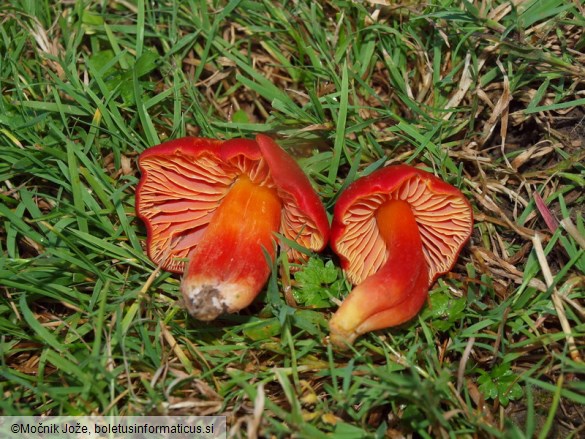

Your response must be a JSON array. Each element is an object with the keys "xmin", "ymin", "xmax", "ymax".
[
  {"xmin": 532, "ymin": 234, "xmax": 582, "ymax": 363},
  {"xmin": 457, "ymin": 336, "xmax": 475, "ymax": 393},
  {"xmin": 140, "ymin": 265, "xmax": 162, "ymax": 294},
  {"xmin": 247, "ymin": 383, "xmax": 265, "ymax": 439},
  {"xmin": 160, "ymin": 321, "xmax": 194, "ymax": 373},
  {"xmin": 561, "ymin": 217, "xmax": 585, "ymax": 250},
  {"xmin": 443, "ymin": 52, "xmax": 487, "ymax": 120}
]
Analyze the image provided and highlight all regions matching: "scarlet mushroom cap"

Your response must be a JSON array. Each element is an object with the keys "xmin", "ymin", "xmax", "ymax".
[
  {"xmin": 329, "ymin": 164, "xmax": 473, "ymax": 348},
  {"xmin": 136, "ymin": 134, "xmax": 329, "ymax": 320}
]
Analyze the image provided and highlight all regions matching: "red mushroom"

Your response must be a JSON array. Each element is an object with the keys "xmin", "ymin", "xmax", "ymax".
[
  {"xmin": 136, "ymin": 134, "xmax": 329, "ymax": 320},
  {"xmin": 329, "ymin": 165, "xmax": 473, "ymax": 348}
]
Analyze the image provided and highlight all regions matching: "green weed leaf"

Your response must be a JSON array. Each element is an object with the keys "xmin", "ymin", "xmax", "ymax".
[{"xmin": 292, "ymin": 258, "xmax": 343, "ymax": 308}]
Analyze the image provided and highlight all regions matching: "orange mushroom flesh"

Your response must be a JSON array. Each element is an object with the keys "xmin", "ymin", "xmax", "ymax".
[
  {"xmin": 136, "ymin": 135, "xmax": 329, "ymax": 321},
  {"xmin": 329, "ymin": 165, "xmax": 473, "ymax": 348},
  {"xmin": 180, "ymin": 176, "xmax": 282, "ymax": 319}
]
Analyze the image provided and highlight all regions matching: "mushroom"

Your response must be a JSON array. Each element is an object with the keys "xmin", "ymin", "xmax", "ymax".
[
  {"xmin": 136, "ymin": 134, "xmax": 329, "ymax": 320},
  {"xmin": 329, "ymin": 165, "xmax": 473, "ymax": 348}
]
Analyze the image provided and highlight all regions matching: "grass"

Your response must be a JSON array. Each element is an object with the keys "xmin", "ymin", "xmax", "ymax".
[{"xmin": 1, "ymin": 0, "xmax": 584, "ymax": 436}]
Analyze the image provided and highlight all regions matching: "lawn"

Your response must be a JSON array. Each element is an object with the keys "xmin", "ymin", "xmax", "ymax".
[{"xmin": 1, "ymin": 0, "xmax": 584, "ymax": 437}]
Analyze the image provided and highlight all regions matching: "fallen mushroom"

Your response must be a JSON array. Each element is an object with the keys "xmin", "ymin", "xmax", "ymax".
[
  {"xmin": 136, "ymin": 134, "xmax": 329, "ymax": 320},
  {"xmin": 329, "ymin": 165, "xmax": 473, "ymax": 348}
]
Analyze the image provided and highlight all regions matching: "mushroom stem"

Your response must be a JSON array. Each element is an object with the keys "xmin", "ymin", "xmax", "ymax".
[
  {"xmin": 329, "ymin": 200, "xmax": 429, "ymax": 348},
  {"xmin": 181, "ymin": 176, "xmax": 282, "ymax": 320}
]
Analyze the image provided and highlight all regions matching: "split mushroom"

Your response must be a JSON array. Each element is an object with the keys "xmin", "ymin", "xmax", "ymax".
[
  {"xmin": 329, "ymin": 165, "xmax": 473, "ymax": 348},
  {"xmin": 136, "ymin": 134, "xmax": 329, "ymax": 321}
]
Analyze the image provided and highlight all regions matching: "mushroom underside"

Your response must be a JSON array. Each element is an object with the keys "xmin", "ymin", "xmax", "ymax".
[
  {"xmin": 138, "ymin": 150, "xmax": 324, "ymax": 273},
  {"xmin": 334, "ymin": 173, "xmax": 472, "ymax": 285}
]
